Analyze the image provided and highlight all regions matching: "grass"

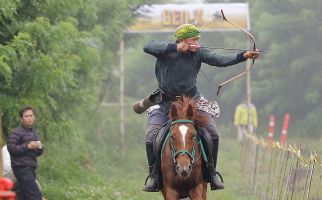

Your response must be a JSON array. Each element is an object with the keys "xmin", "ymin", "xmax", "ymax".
[{"xmin": 37, "ymin": 105, "xmax": 322, "ymax": 199}]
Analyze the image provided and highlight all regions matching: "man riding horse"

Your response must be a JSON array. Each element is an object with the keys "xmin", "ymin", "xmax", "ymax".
[{"xmin": 140, "ymin": 24, "xmax": 260, "ymax": 192}]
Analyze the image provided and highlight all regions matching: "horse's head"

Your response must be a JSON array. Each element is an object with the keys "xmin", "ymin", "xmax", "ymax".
[{"xmin": 168, "ymin": 96, "xmax": 206, "ymax": 178}]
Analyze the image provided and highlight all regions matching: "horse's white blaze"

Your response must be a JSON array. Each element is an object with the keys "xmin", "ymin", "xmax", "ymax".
[{"xmin": 179, "ymin": 125, "xmax": 188, "ymax": 148}]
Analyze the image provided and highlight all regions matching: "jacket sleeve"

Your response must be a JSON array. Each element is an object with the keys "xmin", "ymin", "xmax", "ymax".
[
  {"xmin": 234, "ymin": 105, "xmax": 241, "ymax": 126},
  {"xmin": 143, "ymin": 40, "xmax": 176, "ymax": 58},
  {"xmin": 35, "ymin": 148, "xmax": 43, "ymax": 156},
  {"xmin": 200, "ymin": 48, "xmax": 247, "ymax": 67},
  {"xmin": 252, "ymin": 107, "xmax": 258, "ymax": 128},
  {"xmin": 7, "ymin": 132, "xmax": 28, "ymax": 156}
]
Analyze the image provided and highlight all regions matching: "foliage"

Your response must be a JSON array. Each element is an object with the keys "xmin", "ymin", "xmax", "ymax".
[
  {"xmin": 0, "ymin": 0, "xmax": 163, "ymax": 135},
  {"xmin": 0, "ymin": 0, "xmax": 160, "ymax": 199},
  {"xmin": 1, "ymin": 0, "xmax": 322, "ymax": 199},
  {"xmin": 1, "ymin": 0, "xmax": 100, "ymax": 139},
  {"xmin": 251, "ymin": 0, "xmax": 322, "ymax": 135}
]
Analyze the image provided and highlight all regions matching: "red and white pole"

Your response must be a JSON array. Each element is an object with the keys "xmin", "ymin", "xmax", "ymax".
[
  {"xmin": 267, "ymin": 115, "xmax": 275, "ymax": 143},
  {"xmin": 280, "ymin": 113, "xmax": 290, "ymax": 145}
]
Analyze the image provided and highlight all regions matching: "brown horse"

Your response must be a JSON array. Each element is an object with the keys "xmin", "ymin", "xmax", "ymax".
[{"xmin": 161, "ymin": 96, "xmax": 208, "ymax": 200}]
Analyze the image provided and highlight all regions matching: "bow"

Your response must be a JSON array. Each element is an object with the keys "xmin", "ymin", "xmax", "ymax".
[{"xmin": 216, "ymin": 10, "xmax": 257, "ymax": 95}]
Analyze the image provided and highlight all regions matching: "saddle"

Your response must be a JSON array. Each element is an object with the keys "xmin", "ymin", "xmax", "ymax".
[
  {"xmin": 153, "ymin": 121, "xmax": 171, "ymax": 159},
  {"xmin": 152, "ymin": 123, "xmax": 214, "ymax": 182}
]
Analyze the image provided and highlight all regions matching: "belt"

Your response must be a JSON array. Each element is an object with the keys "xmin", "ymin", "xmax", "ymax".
[{"xmin": 161, "ymin": 86, "xmax": 197, "ymax": 102}]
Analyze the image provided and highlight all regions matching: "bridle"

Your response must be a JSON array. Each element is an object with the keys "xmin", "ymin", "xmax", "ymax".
[
  {"xmin": 163, "ymin": 119, "xmax": 207, "ymax": 164},
  {"xmin": 169, "ymin": 119, "xmax": 197, "ymax": 163}
]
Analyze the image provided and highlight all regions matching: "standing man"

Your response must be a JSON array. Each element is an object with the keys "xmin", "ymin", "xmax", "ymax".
[
  {"xmin": 141, "ymin": 24, "xmax": 260, "ymax": 192},
  {"xmin": 234, "ymin": 99, "xmax": 258, "ymax": 142},
  {"xmin": 7, "ymin": 106, "xmax": 43, "ymax": 200}
]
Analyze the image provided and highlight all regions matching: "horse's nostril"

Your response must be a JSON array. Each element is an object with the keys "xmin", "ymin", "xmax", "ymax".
[
  {"xmin": 181, "ymin": 164, "xmax": 192, "ymax": 174},
  {"xmin": 185, "ymin": 164, "xmax": 192, "ymax": 173},
  {"xmin": 176, "ymin": 165, "xmax": 180, "ymax": 172}
]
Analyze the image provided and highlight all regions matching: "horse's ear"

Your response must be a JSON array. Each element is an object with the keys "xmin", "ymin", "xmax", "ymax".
[
  {"xmin": 186, "ymin": 104, "xmax": 195, "ymax": 120},
  {"xmin": 170, "ymin": 105, "xmax": 178, "ymax": 120}
]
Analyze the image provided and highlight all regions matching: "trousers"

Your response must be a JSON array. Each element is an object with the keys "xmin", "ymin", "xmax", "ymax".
[{"xmin": 12, "ymin": 166, "xmax": 42, "ymax": 200}]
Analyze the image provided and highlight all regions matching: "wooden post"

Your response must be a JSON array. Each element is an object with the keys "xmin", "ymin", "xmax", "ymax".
[
  {"xmin": 0, "ymin": 109, "xmax": 3, "ymax": 175},
  {"xmin": 252, "ymin": 144, "xmax": 259, "ymax": 193},
  {"xmin": 290, "ymin": 147, "xmax": 301, "ymax": 199},
  {"xmin": 119, "ymin": 37, "xmax": 125, "ymax": 156},
  {"xmin": 246, "ymin": 36, "xmax": 252, "ymax": 134}
]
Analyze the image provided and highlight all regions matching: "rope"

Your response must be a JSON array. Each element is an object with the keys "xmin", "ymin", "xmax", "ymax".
[{"xmin": 243, "ymin": 131, "xmax": 322, "ymax": 168}]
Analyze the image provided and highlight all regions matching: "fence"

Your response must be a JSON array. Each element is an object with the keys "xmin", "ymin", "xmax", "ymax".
[{"xmin": 241, "ymin": 132, "xmax": 322, "ymax": 200}]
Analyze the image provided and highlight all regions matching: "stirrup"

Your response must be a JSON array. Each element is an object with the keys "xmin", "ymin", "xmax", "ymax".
[
  {"xmin": 215, "ymin": 171, "xmax": 224, "ymax": 183},
  {"xmin": 210, "ymin": 171, "xmax": 224, "ymax": 190},
  {"xmin": 143, "ymin": 175, "xmax": 159, "ymax": 192},
  {"xmin": 144, "ymin": 175, "xmax": 151, "ymax": 185}
]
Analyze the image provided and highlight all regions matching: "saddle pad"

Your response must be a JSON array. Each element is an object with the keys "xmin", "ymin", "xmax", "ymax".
[
  {"xmin": 196, "ymin": 96, "xmax": 220, "ymax": 118},
  {"xmin": 153, "ymin": 122, "xmax": 171, "ymax": 159}
]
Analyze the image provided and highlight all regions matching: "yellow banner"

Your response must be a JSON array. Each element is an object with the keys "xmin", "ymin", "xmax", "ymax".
[{"xmin": 128, "ymin": 3, "xmax": 250, "ymax": 33}]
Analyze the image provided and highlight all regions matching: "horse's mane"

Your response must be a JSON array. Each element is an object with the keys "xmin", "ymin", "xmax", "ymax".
[{"xmin": 169, "ymin": 96, "xmax": 208, "ymax": 127}]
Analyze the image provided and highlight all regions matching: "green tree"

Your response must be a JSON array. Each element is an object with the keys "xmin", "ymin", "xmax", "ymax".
[
  {"xmin": 0, "ymin": 1, "xmax": 101, "ymax": 139},
  {"xmin": 0, "ymin": 0, "xmax": 159, "ymax": 138},
  {"xmin": 1, "ymin": 0, "xmax": 161, "ymax": 199},
  {"xmin": 252, "ymin": 0, "xmax": 322, "ymax": 135}
]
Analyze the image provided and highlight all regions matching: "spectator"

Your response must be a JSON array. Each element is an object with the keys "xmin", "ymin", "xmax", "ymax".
[
  {"xmin": 7, "ymin": 106, "xmax": 43, "ymax": 200},
  {"xmin": 234, "ymin": 99, "xmax": 258, "ymax": 142},
  {"xmin": 2, "ymin": 145, "xmax": 16, "ymax": 181}
]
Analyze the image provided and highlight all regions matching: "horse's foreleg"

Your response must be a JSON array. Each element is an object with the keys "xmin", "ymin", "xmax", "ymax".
[
  {"xmin": 202, "ymin": 182, "xmax": 207, "ymax": 200},
  {"xmin": 190, "ymin": 183, "xmax": 206, "ymax": 200},
  {"xmin": 161, "ymin": 187, "xmax": 179, "ymax": 200}
]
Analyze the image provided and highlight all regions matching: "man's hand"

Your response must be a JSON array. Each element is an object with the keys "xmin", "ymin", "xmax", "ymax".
[
  {"xmin": 243, "ymin": 49, "xmax": 260, "ymax": 59},
  {"xmin": 27, "ymin": 141, "xmax": 42, "ymax": 150},
  {"xmin": 177, "ymin": 41, "xmax": 189, "ymax": 53}
]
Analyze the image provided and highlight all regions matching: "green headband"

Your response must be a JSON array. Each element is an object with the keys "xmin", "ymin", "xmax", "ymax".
[{"xmin": 175, "ymin": 24, "xmax": 200, "ymax": 40}]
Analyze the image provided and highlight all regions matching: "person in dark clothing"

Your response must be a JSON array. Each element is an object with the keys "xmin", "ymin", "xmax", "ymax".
[
  {"xmin": 142, "ymin": 24, "xmax": 260, "ymax": 192},
  {"xmin": 7, "ymin": 106, "xmax": 43, "ymax": 200}
]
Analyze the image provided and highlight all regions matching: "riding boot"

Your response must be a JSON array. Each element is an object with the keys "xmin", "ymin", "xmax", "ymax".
[
  {"xmin": 142, "ymin": 143, "xmax": 160, "ymax": 192},
  {"xmin": 208, "ymin": 138, "xmax": 225, "ymax": 190}
]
